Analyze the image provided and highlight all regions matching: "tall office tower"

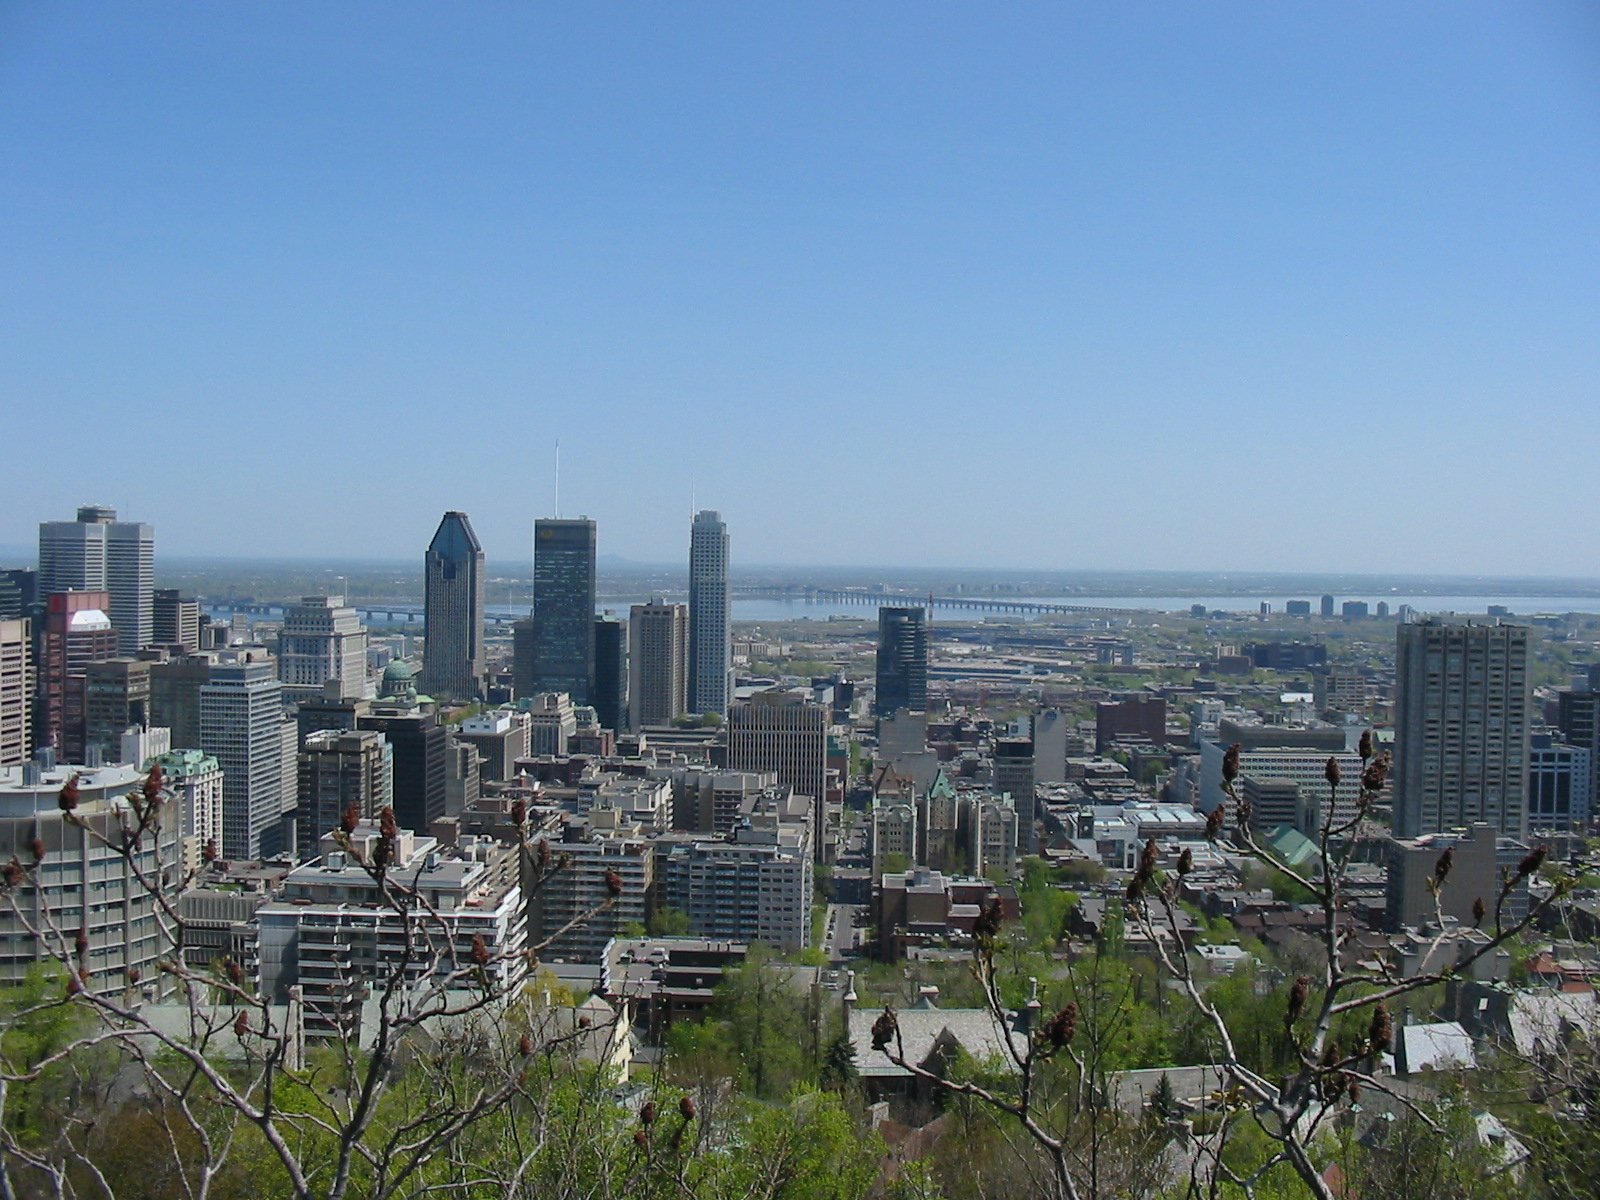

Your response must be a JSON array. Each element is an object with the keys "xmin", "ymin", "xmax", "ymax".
[
  {"xmin": 0, "ymin": 620, "xmax": 29, "ymax": 766},
  {"xmin": 688, "ymin": 510, "xmax": 731, "ymax": 716},
  {"xmin": 279, "ymin": 595, "xmax": 368, "ymax": 704},
  {"xmin": 511, "ymin": 616, "xmax": 539, "ymax": 699},
  {"xmin": 199, "ymin": 649, "xmax": 286, "ymax": 860},
  {"xmin": 1557, "ymin": 688, "xmax": 1600, "ymax": 828},
  {"xmin": 357, "ymin": 707, "xmax": 447, "ymax": 834},
  {"xmin": 0, "ymin": 570, "xmax": 38, "ymax": 622},
  {"xmin": 422, "ymin": 511, "xmax": 486, "ymax": 703},
  {"xmin": 1032, "ymin": 708, "xmax": 1069, "ymax": 785},
  {"xmin": 532, "ymin": 518, "xmax": 596, "ymax": 702},
  {"xmin": 83, "ymin": 658, "xmax": 152, "ymax": 764},
  {"xmin": 38, "ymin": 506, "xmax": 154, "ymax": 655},
  {"xmin": 728, "ymin": 687, "xmax": 828, "ymax": 858},
  {"xmin": 39, "ymin": 591, "xmax": 118, "ymax": 761},
  {"xmin": 593, "ymin": 615, "xmax": 627, "ymax": 732},
  {"xmin": 1319, "ymin": 594, "xmax": 1336, "ymax": 619},
  {"xmin": 628, "ymin": 600, "xmax": 688, "ymax": 729},
  {"xmin": 874, "ymin": 606, "xmax": 928, "ymax": 718},
  {"xmin": 153, "ymin": 589, "xmax": 201, "ymax": 652},
  {"xmin": 993, "ymin": 737, "xmax": 1037, "ymax": 853},
  {"xmin": 1395, "ymin": 620, "xmax": 1530, "ymax": 839},
  {"xmin": 150, "ymin": 652, "xmax": 217, "ymax": 750},
  {"xmin": 296, "ymin": 729, "xmax": 393, "ymax": 857}
]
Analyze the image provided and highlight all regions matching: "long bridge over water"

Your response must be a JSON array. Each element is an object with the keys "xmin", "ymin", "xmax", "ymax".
[{"xmin": 214, "ymin": 587, "xmax": 1142, "ymax": 625}]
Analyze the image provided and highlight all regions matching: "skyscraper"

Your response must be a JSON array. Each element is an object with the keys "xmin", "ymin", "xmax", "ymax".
[
  {"xmin": 874, "ymin": 606, "xmax": 928, "ymax": 718},
  {"xmin": 1395, "ymin": 620, "xmax": 1530, "ymax": 839},
  {"xmin": 153, "ymin": 588, "xmax": 201, "ymax": 652},
  {"xmin": 0, "ymin": 620, "xmax": 29, "ymax": 767},
  {"xmin": 628, "ymin": 600, "xmax": 688, "ymax": 729},
  {"xmin": 200, "ymin": 649, "xmax": 287, "ymax": 860},
  {"xmin": 38, "ymin": 506, "xmax": 154, "ymax": 655},
  {"xmin": 728, "ymin": 687, "xmax": 828, "ymax": 860},
  {"xmin": 39, "ymin": 591, "xmax": 118, "ymax": 761},
  {"xmin": 422, "ymin": 511, "xmax": 485, "ymax": 703},
  {"xmin": 532, "ymin": 518, "xmax": 596, "ymax": 703},
  {"xmin": 279, "ymin": 595, "xmax": 368, "ymax": 704},
  {"xmin": 592, "ymin": 614, "xmax": 627, "ymax": 733},
  {"xmin": 296, "ymin": 729, "xmax": 393, "ymax": 857},
  {"xmin": 688, "ymin": 510, "xmax": 731, "ymax": 716}
]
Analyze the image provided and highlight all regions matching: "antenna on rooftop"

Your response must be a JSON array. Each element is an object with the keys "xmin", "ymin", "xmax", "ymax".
[{"xmin": 554, "ymin": 440, "xmax": 561, "ymax": 518}]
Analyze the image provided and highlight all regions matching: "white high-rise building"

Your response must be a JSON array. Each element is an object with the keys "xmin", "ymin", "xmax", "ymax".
[
  {"xmin": 199, "ymin": 648, "xmax": 286, "ymax": 860},
  {"xmin": 1395, "ymin": 619, "xmax": 1530, "ymax": 839},
  {"xmin": 688, "ymin": 510, "xmax": 731, "ymax": 717},
  {"xmin": 38, "ymin": 505, "xmax": 154, "ymax": 655},
  {"xmin": 279, "ymin": 596, "xmax": 368, "ymax": 704}
]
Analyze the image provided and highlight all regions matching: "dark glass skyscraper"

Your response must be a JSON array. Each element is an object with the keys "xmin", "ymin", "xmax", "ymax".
[
  {"xmin": 532, "ymin": 518, "xmax": 596, "ymax": 702},
  {"xmin": 422, "ymin": 511, "xmax": 485, "ymax": 703},
  {"xmin": 875, "ymin": 606, "xmax": 928, "ymax": 717},
  {"xmin": 592, "ymin": 614, "xmax": 627, "ymax": 732}
]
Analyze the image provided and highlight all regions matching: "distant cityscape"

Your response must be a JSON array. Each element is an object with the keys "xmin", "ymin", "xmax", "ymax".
[{"xmin": 2, "ymin": 500, "xmax": 1596, "ymax": 1192}]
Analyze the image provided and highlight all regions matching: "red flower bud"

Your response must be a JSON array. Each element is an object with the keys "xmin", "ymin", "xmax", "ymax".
[
  {"xmin": 59, "ymin": 776, "xmax": 81, "ymax": 813},
  {"xmin": 341, "ymin": 805, "xmax": 360, "ymax": 835},
  {"xmin": 679, "ymin": 1094, "xmax": 696, "ymax": 1121},
  {"xmin": 641, "ymin": 1100, "xmax": 658, "ymax": 1126},
  {"xmin": 633, "ymin": 1128, "xmax": 649, "ymax": 1149},
  {"xmin": 29, "ymin": 838, "xmax": 45, "ymax": 864},
  {"xmin": 1222, "ymin": 744, "xmax": 1242, "ymax": 784},
  {"xmin": 234, "ymin": 1011, "xmax": 249, "ymax": 1038},
  {"xmin": 471, "ymin": 934, "xmax": 490, "ymax": 966},
  {"xmin": 519, "ymin": 1032, "xmax": 533, "ymax": 1057},
  {"xmin": 605, "ymin": 869, "xmax": 624, "ymax": 898},
  {"xmin": 1324, "ymin": 757, "xmax": 1341, "ymax": 788}
]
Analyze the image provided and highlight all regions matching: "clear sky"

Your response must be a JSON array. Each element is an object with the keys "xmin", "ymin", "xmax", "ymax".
[{"xmin": 3, "ymin": 3, "xmax": 1598, "ymax": 574}]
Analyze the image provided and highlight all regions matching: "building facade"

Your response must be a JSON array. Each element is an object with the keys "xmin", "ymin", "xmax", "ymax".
[
  {"xmin": 200, "ymin": 649, "xmax": 287, "ymax": 860},
  {"xmin": 38, "ymin": 506, "xmax": 154, "ymax": 655},
  {"xmin": 592, "ymin": 615, "xmax": 627, "ymax": 733},
  {"xmin": 688, "ymin": 510, "xmax": 731, "ymax": 716},
  {"xmin": 296, "ymin": 729, "xmax": 393, "ymax": 857},
  {"xmin": 875, "ymin": 606, "xmax": 928, "ymax": 718},
  {"xmin": 628, "ymin": 600, "xmax": 688, "ymax": 729},
  {"xmin": 532, "ymin": 518, "xmax": 596, "ymax": 703},
  {"xmin": 1395, "ymin": 621, "xmax": 1530, "ymax": 838},
  {"xmin": 39, "ymin": 591, "xmax": 118, "ymax": 762},
  {"xmin": 279, "ymin": 595, "xmax": 368, "ymax": 704},
  {"xmin": 0, "ymin": 620, "xmax": 30, "ymax": 767},
  {"xmin": 422, "ymin": 511, "xmax": 486, "ymax": 703},
  {"xmin": 728, "ymin": 687, "xmax": 828, "ymax": 859}
]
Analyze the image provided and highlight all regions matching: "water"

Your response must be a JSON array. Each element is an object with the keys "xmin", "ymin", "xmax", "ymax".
[{"xmin": 210, "ymin": 592, "xmax": 1600, "ymax": 628}]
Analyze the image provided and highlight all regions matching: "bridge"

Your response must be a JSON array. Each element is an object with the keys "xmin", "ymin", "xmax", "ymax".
[
  {"xmin": 730, "ymin": 585, "xmax": 1141, "ymax": 618},
  {"xmin": 210, "ymin": 602, "xmax": 524, "ymax": 627}
]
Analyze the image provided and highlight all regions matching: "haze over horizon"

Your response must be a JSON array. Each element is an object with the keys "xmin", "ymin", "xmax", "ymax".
[{"xmin": 4, "ymin": 4, "xmax": 1597, "ymax": 574}]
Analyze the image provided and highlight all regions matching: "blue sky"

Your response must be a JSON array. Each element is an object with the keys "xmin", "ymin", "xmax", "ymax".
[{"xmin": 3, "ymin": 3, "xmax": 1598, "ymax": 573}]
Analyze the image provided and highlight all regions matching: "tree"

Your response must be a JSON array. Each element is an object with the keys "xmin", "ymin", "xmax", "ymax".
[{"xmin": 0, "ymin": 765, "xmax": 637, "ymax": 1199}]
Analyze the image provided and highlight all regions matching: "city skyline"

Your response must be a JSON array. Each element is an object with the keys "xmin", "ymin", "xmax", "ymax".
[{"xmin": 3, "ymin": 7, "xmax": 1598, "ymax": 574}]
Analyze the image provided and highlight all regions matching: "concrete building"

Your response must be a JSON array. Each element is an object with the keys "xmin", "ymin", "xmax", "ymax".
[
  {"xmin": 1095, "ymin": 697, "xmax": 1167, "ymax": 753},
  {"xmin": 0, "ymin": 758, "xmax": 181, "ymax": 994},
  {"xmin": 0, "ymin": 570, "xmax": 38, "ymax": 623},
  {"xmin": 445, "ymin": 739, "xmax": 479, "ymax": 815},
  {"xmin": 628, "ymin": 600, "xmax": 688, "ymax": 729},
  {"xmin": 1527, "ymin": 733, "xmax": 1591, "ymax": 834},
  {"xmin": 422, "ymin": 511, "xmax": 486, "ymax": 703},
  {"xmin": 728, "ymin": 687, "xmax": 828, "ymax": 859},
  {"xmin": 279, "ymin": 596, "xmax": 368, "ymax": 704},
  {"xmin": 83, "ymin": 658, "xmax": 152, "ymax": 765},
  {"xmin": 875, "ymin": 606, "xmax": 928, "ymax": 718},
  {"xmin": 1239, "ymin": 776, "xmax": 1304, "ymax": 836},
  {"xmin": 1385, "ymin": 823, "xmax": 1529, "ymax": 932},
  {"xmin": 993, "ymin": 736, "xmax": 1035, "ymax": 853},
  {"xmin": 661, "ymin": 793, "xmax": 814, "ymax": 951},
  {"xmin": 1395, "ymin": 621, "xmax": 1530, "ymax": 838},
  {"xmin": 201, "ymin": 649, "xmax": 287, "ymax": 860},
  {"xmin": 1320, "ymin": 595, "xmax": 1336, "ymax": 618},
  {"xmin": 296, "ymin": 729, "xmax": 393, "ymax": 858},
  {"xmin": 531, "ymin": 518, "xmax": 596, "ymax": 703},
  {"xmin": 533, "ymin": 820, "xmax": 652, "ymax": 962},
  {"xmin": 455, "ymin": 710, "xmax": 531, "ymax": 782},
  {"xmin": 39, "ymin": 591, "xmax": 118, "ymax": 762},
  {"xmin": 0, "ymin": 619, "xmax": 31, "ymax": 767},
  {"xmin": 526, "ymin": 691, "xmax": 577, "ymax": 756},
  {"xmin": 253, "ymin": 825, "xmax": 526, "ymax": 1037},
  {"xmin": 592, "ymin": 614, "xmax": 627, "ymax": 733},
  {"xmin": 157, "ymin": 748, "xmax": 224, "ymax": 875},
  {"xmin": 663, "ymin": 767, "xmax": 780, "ymax": 834},
  {"xmin": 38, "ymin": 506, "xmax": 153, "ymax": 655},
  {"xmin": 1032, "ymin": 708, "xmax": 1070, "ymax": 786},
  {"xmin": 153, "ymin": 588, "xmax": 201, "ymax": 653},
  {"xmin": 356, "ymin": 705, "xmax": 447, "ymax": 836},
  {"xmin": 149, "ymin": 652, "xmax": 216, "ymax": 751},
  {"xmin": 688, "ymin": 510, "xmax": 732, "ymax": 717}
]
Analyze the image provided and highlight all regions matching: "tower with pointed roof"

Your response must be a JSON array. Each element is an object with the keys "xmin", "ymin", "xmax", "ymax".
[{"xmin": 422, "ymin": 511, "xmax": 485, "ymax": 703}]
